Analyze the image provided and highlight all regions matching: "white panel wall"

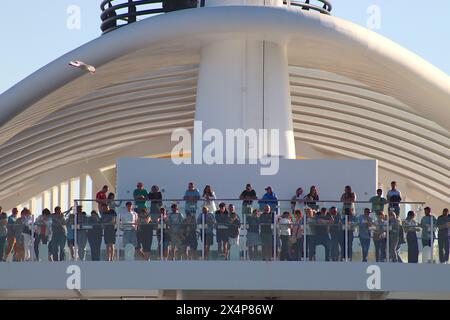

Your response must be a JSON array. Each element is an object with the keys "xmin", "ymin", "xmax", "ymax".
[{"xmin": 116, "ymin": 158, "xmax": 377, "ymax": 210}]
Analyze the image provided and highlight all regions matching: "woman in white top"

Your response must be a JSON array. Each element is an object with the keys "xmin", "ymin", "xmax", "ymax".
[
  {"xmin": 291, "ymin": 187, "xmax": 305, "ymax": 213},
  {"xmin": 202, "ymin": 185, "xmax": 217, "ymax": 214},
  {"xmin": 279, "ymin": 211, "xmax": 292, "ymax": 261}
]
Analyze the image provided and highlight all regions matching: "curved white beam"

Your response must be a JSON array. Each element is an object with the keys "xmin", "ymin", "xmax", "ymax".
[{"xmin": 1, "ymin": 5, "xmax": 449, "ymax": 130}]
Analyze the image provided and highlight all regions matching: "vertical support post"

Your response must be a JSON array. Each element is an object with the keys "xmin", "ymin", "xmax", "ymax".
[
  {"xmin": 430, "ymin": 216, "xmax": 434, "ymax": 264},
  {"xmin": 31, "ymin": 215, "xmax": 35, "ymax": 262},
  {"xmin": 303, "ymin": 213, "xmax": 307, "ymax": 261},
  {"xmin": 345, "ymin": 214, "xmax": 348, "ymax": 262},
  {"xmin": 58, "ymin": 183, "xmax": 63, "ymax": 209},
  {"xmin": 273, "ymin": 212, "xmax": 277, "ymax": 261},
  {"xmin": 243, "ymin": 211, "xmax": 247, "ymax": 261},
  {"xmin": 74, "ymin": 200, "xmax": 78, "ymax": 262},
  {"xmin": 160, "ymin": 214, "xmax": 164, "ymax": 261},
  {"xmin": 67, "ymin": 180, "xmax": 72, "ymax": 212},
  {"xmin": 386, "ymin": 217, "xmax": 390, "ymax": 262},
  {"xmin": 202, "ymin": 212, "xmax": 205, "ymax": 261}
]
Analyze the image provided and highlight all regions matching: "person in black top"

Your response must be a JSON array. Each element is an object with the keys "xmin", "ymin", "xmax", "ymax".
[
  {"xmin": 259, "ymin": 205, "xmax": 274, "ymax": 261},
  {"xmin": 215, "ymin": 202, "xmax": 230, "ymax": 259},
  {"xmin": 87, "ymin": 210, "xmax": 103, "ymax": 261},
  {"xmin": 314, "ymin": 207, "xmax": 333, "ymax": 261},
  {"xmin": 182, "ymin": 212, "xmax": 198, "ymax": 260},
  {"xmin": 239, "ymin": 184, "xmax": 257, "ymax": 216},
  {"xmin": 437, "ymin": 208, "xmax": 449, "ymax": 264},
  {"xmin": 138, "ymin": 209, "xmax": 154, "ymax": 261},
  {"xmin": 148, "ymin": 185, "xmax": 163, "ymax": 222},
  {"xmin": 100, "ymin": 203, "xmax": 117, "ymax": 261},
  {"xmin": 304, "ymin": 186, "xmax": 319, "ymax": 211},
  {"xmin": 228, "ymin": 209, "xmax": 241, "ymax": 261},
  {"xmin": 404, "ymin": 210, "xmax": 419, "ymax": 263}
]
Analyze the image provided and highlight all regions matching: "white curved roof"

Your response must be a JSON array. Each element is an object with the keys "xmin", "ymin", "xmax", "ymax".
[{"xmin": 0, "ymin": 6, "xmax": 448, "ymax": 208}]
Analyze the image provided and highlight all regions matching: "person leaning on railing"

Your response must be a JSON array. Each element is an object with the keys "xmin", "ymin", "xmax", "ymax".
[
  {"xmin": 340, "ymin": 186, "xmax": 356, "ymax": 216},
  {"xmin": 148, "ymin": 185, "xmax": 163, "ymax": 222},
  {"xmin": 157, "ymin": 207, "xmax": 170, "ymax": 260},
  {"xmin": 369, "ymin": 189, "xmax": 388, "ymax": 215},
  {"xmin": 358, "ymin": 208, "xmax": 373, "ymax": 262},
  {"xmin": 289, "ymin": 209, "xmax": 303, "ymax": 261},
  {"xmin": 100, "ymin": 203, "xmax": 117, "ymax": 262},
  {"xmin": 328, "ymin": 206, "xmax": 341, "ymax": 261},
  {"xmin": 259, "ymin": 205, "xmax": 274, "ymax": 261},
  {"xmin": 304, "ymin": 207, "xmax": 316, "ymax": 261},
  {"xmin": 388, "ymin": 210, "xmax": 401, "ymax": 262},
  {"xmin": 420, "ymin": 207, "xmax": 437, "ymax": 250},
  {"xmin": 120, "ymin": 201, "xmax": 138, "ymax": 251},
  {"xmin": 0, "ymin": 208, "xmax": 7, "ymax": 262},
  {"xmin": 87, "ymin": 211, "xmax": 103, "ymax": 261},
  {"xmin": 4, "ymin": 208, "xmax": 18, "ymax": 262},
  {"xmin": 197, "ymin": 206, "xmax": 216, "ymax": 260},
  {"xmin": 373, "ymin": 211, "xmax": 387, "ymax": 262},
  {"xmin": 181, "ymin": 212, "xmax": 198, "ymax": 260},
  {"xmin": 33, "ymin": 209, "xmax": 52, "ymax": 262},
  {"xmin": 227, "ymin": 204, "xmax": 241, "ymax": 261},
  {"xmin": 313, "ymin": 207, "xmax": 333, "ymax": 261},
  {"xmin": 215, "ymin": 202, "xmax": 230, "ymax": 259},
  {"xmin": 246, "ymin": 209, "xmax": 261, "ymax": 261},
  {"xmin": 436, "ymin": 208, "xmax": 449, "ymax": 264},
  {"xmin": 240, "ymin": 183, "xmax": 257, "ymax": 217},
  {"xmin": 202, "ymin": 185, "xmax": 217, "ymax": 214},
  {"xmin": 168, "ymin": 203, "xmax": 184, "ymax": 260},
  {"xmin": 304, "ymin": 186, "xmax": 319, "ymax": 211},
  {"xmin": 403, "ymin": 210, "xmax": 420, "ymax": 263},
  {"xmin": 279, "ymin": 211, "xmax": 292, "ymax": 261},
  {"xmin": 51, "ymin": 206, "xmax": 69, "ymax": 262},
  {"xmin": 75, "ymin": 206, "xmax": 89, "ymax": 261},
  {"xmin": 138, "ymin": 208, "xmax": 153, "ymax": 261}
]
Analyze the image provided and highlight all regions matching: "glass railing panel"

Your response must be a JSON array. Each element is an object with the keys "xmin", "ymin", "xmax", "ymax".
[{"xmin": 13, "ymin": 198, "xmax": 439, "ymax": 263}]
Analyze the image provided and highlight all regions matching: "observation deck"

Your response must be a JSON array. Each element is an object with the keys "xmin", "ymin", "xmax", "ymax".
[{"xmin": 100, "ymin": 0, "xmax": 332, "ymax": 33}]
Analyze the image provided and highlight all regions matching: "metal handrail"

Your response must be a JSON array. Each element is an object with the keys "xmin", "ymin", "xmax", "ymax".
[
  {"xmin": 75, "ymin": 198, "xmax": 426, "ymax": 206},
  {"xmin": 284, "ymin": 0, "xmax": 332, "ymax": 15},
  {"xmin": 100, "ymin": 0, "xmax": 166, "ymax": 33},
  {"xmin": 100, "ymin": 0, "xmax": 333, "ymax": 34}
]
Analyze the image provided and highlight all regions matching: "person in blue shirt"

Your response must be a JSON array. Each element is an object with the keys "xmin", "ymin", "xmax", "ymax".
[
  {"xmin": 258, "ymin": 186, "xmax": 279, "ymax": 214},
  {"xmin": 183, "ymin": 182, "xmax": 201, "ymax": 216},
  {"xmin": 420, "ymin": 207, "xmax": 437, "ymax": 248},
  {"xmin": 358, "ymin": 208, "xmax": 373, "ymax": 262}
]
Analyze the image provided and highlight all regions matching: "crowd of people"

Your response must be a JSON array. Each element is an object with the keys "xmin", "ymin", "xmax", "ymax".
[{"xmin": 0, "ymin": 181, "xmax": 448, "ymax": 264}]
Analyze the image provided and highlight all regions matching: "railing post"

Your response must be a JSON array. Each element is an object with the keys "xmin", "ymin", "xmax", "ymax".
[
  {"xmin": 345, "ymin": 214, "xmax": 348, "ymax": 262},
  {"xmin": 202, "ymin": 211, "xmax": 205, "ymax": 261},
  {"xmin": 303, "ymin": 213, "xmax": 307, "ymax": 261},
  {"xmin": 160, "ymin": 214, "xmax": 164, "ymax": 261},
  {"xmin": 386, "ymin": 217, "xmax": 390, "ymax": 262},
  {"xmin": 74, "ymin": 200, "xmax": 78, "ymax": 262},
  {"xmin": 430, "ymin": 216, "xmax": 434, "ymax": 264},
  {"xmin": 30, "ymin": 214, "xmax": 35, "ymax": 262},
  {"xmin": 273, "ymin": 212, "xmax": 277, "ymax": 261}
]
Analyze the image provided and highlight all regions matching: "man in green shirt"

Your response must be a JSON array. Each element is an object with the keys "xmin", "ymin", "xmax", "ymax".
[
  {"xmin": 133, "ymin": 182, "xmax": 148, "ymax": 214},
  {"xmin": 369, "ymin": 189, "xmax": 387, "ymax": 216}
]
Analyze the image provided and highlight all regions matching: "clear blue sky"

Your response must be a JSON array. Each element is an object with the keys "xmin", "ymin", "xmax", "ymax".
[{"xmin": 1, "ymin": 0, "xmax": 449, "ymax": 94}]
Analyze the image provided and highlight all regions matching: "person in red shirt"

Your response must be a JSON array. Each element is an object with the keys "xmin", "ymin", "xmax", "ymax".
[{"xmin": 96, "ymin": 185, "xmax": 109, "ymax": 210}]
